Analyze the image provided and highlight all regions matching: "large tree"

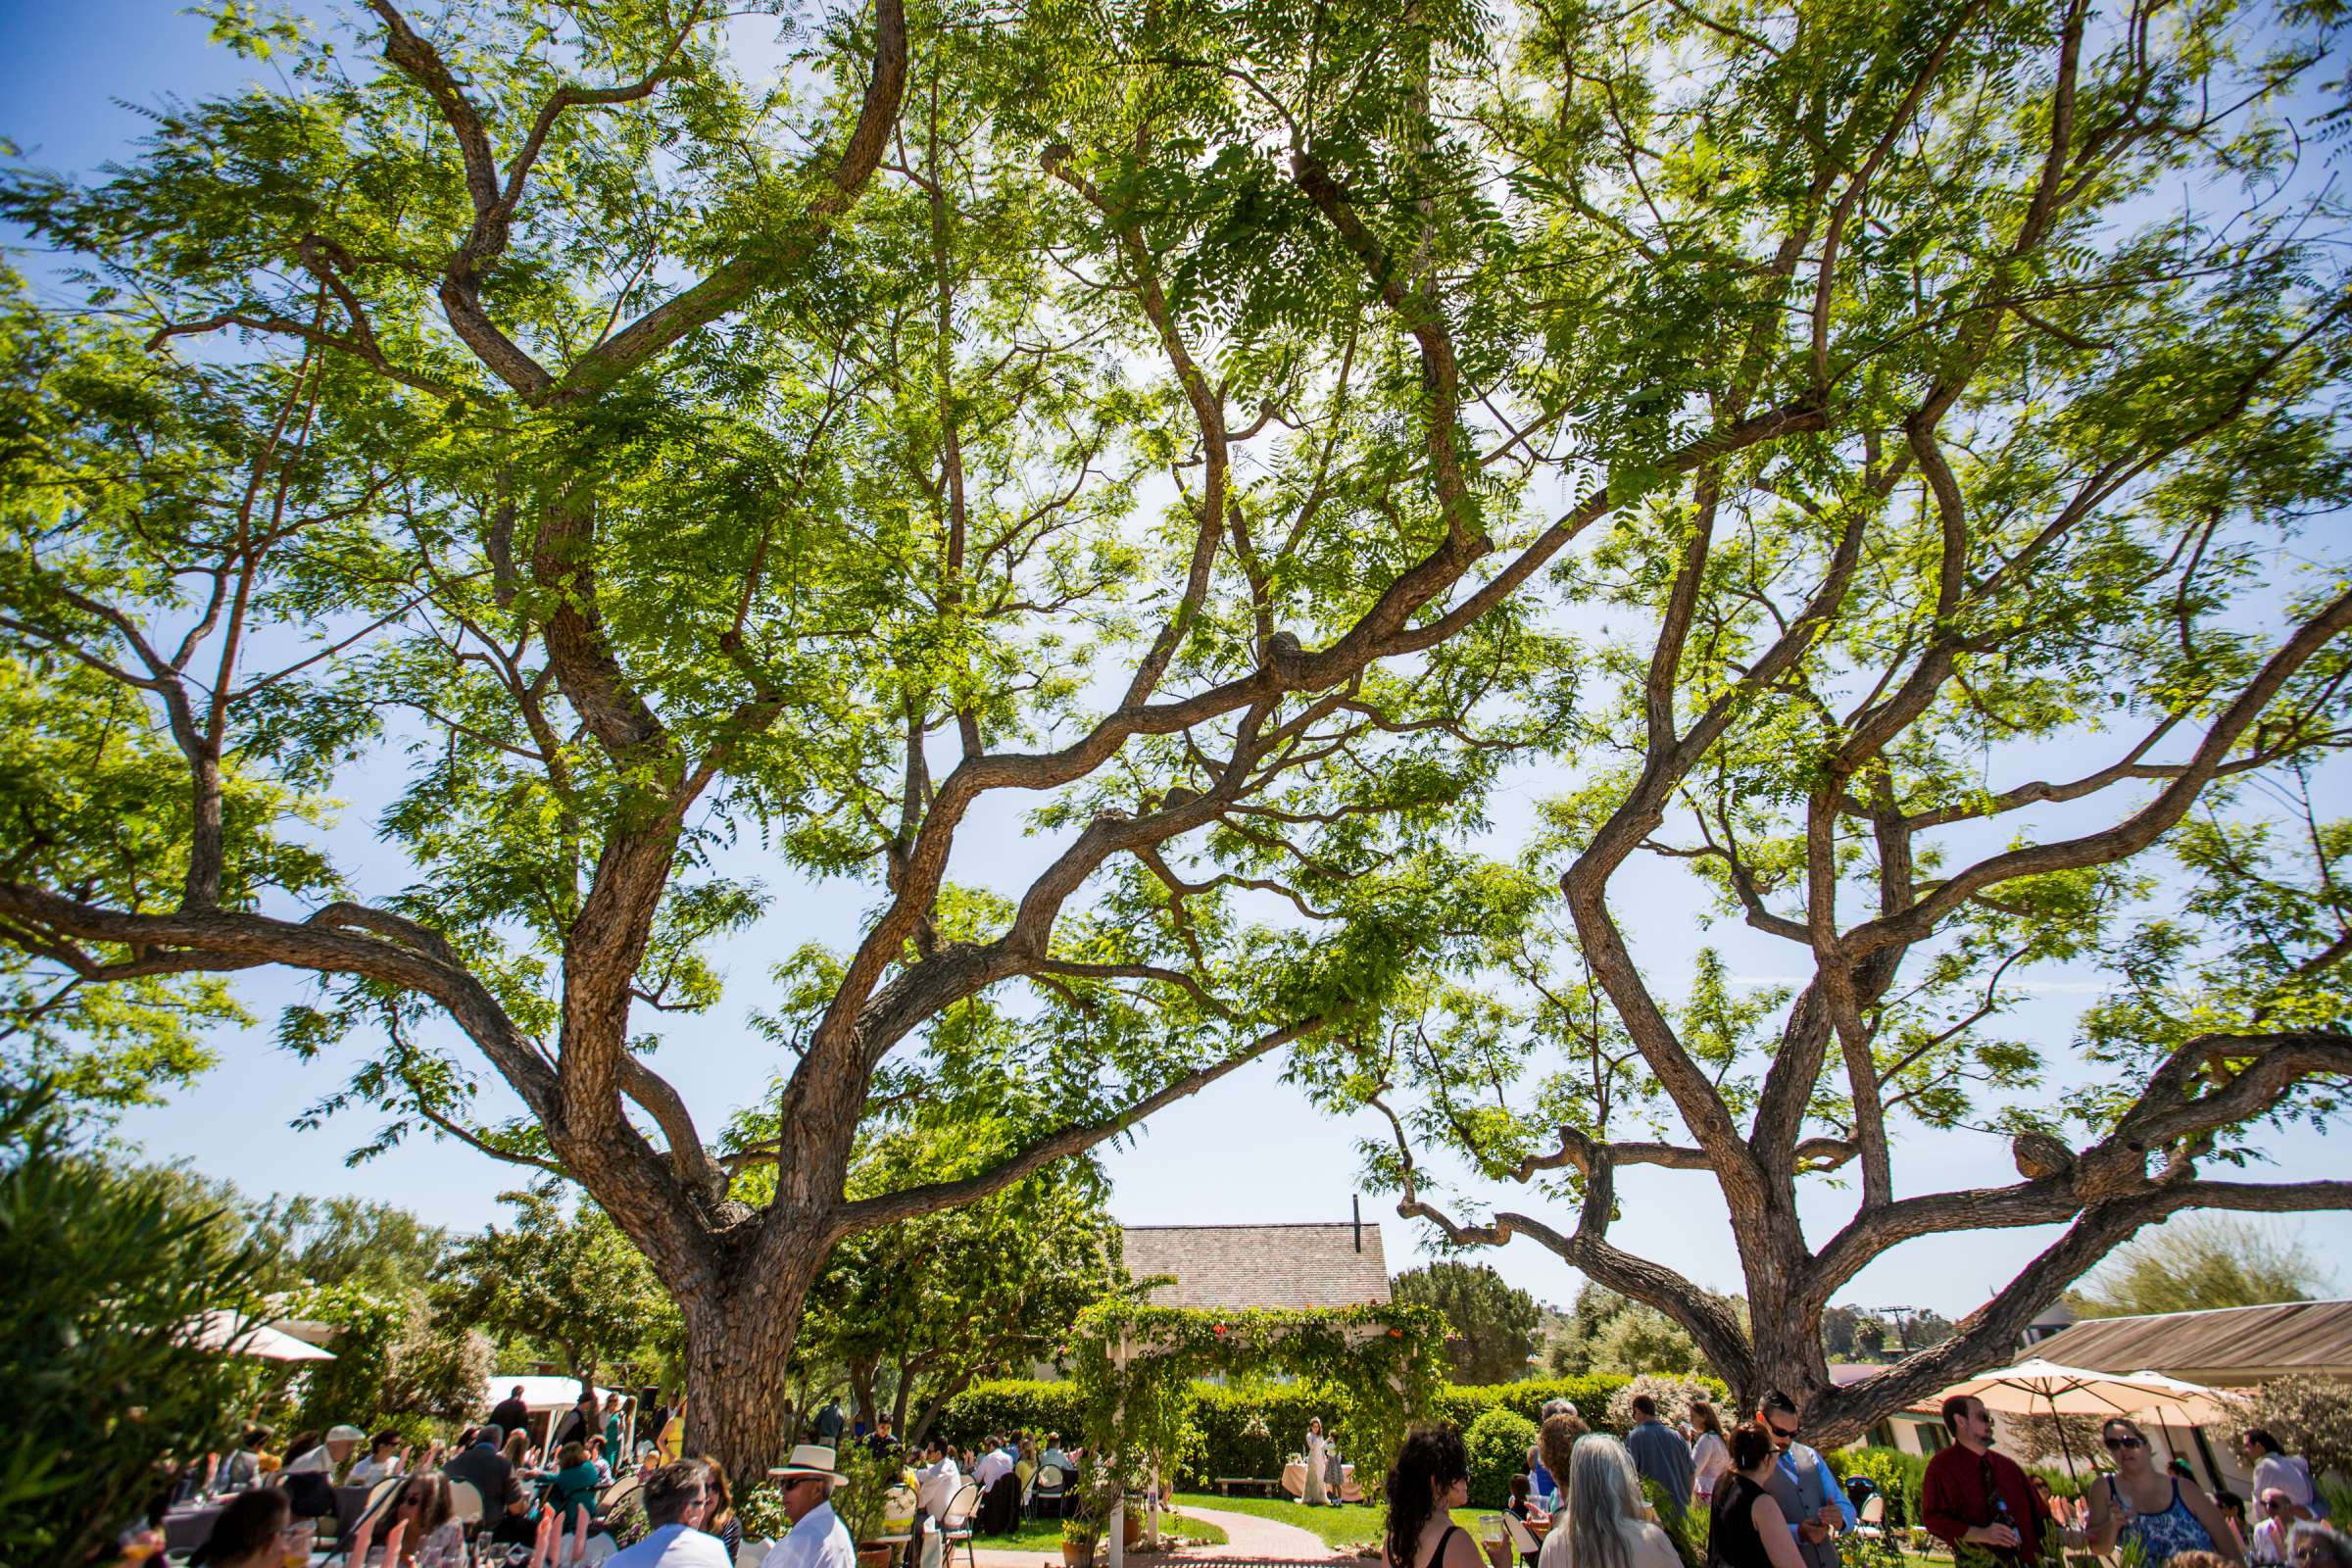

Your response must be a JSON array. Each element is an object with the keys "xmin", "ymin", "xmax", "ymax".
[
  {"xmin": 4, "ymin": 0, "xmax": 2351, "ymax": 1474},
  {"xmin": 1268, "ymin": 0, "xmax": 2352, "ymax": 1446},
  {"xmin": 1395, "ymin": 1260, "xmax": 1544, "ymax": 1384},
  {"xmin": 0, "ymin": 0, "xmax": 1570, "ymax": 1472}
]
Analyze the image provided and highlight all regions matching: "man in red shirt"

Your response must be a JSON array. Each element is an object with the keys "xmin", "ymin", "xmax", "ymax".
[{"xmin": 1923, "ymin": 1396, "xmax": 2044, "ymax": 1564}]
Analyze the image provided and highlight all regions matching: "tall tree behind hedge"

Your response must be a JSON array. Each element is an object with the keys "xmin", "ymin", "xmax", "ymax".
[
  {"xmin": 0, "ymin": 1084, "xmax": 264, "ymax": 1566},
  {"xmin": 1394, "ymin": 1262, "xmax": 1542, "ymax": 1384},
  {"xmin": 432, "ymin": 1185, "xmax": 677, "ymax": 1388},
  {"xmin": 772, "ymin": 1068, "xmax": 1127, "ymax": 1443},
  {"xmin": 2067, "ymin": 1214, "xmax": 2334, "ymax": 1319}
]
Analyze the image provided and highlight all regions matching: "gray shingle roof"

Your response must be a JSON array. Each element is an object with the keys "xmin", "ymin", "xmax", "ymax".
[
  {"xmin": 1120, "ymin": 1223, "xmax": 1392, "ymax": 1310},
  {"xmin": 2025, "ymin": 1298, "xmax": 2352, "ymax": 1383}
]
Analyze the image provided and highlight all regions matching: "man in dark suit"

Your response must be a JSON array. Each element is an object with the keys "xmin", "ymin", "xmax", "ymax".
[
  {"xmin": 554, "ymin": 1388, "xmax": 600, "ymax": 1447},
  {"xmin": 489, "ymin": 1386, "xmax": 531, "ymax": 1442},
  {"xmin": 444, "ymin": 1424, "xmax": 522, "ymax": 1516}
]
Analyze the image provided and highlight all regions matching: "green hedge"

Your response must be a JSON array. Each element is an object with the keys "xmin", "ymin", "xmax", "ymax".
[
  {"xmin": 937, "ymin": 1373, "xmax": 1685, "ymax": 1488},
  {"xmin": 1464, "ymin": 1407, "xmax": 1541, "ymax": 1508},
  {"xmin": 1430, "ymin": 1375, "xmax": 1673, "ymax": 1437},
  {"xmin": 931, "ymin": 1379, "xmax": 1088, "ymax": 1447},
  {"xmin": 1824, "ymin": 1446, "xmax": 1927, "ymax": 1529}
]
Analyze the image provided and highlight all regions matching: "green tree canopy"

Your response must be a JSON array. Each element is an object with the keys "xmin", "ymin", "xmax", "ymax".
[
  {"xmin": 1, "ymin": 1084, "xmax": 266, "ymax": 1566},
  {"xmin": 280, "ymin": 1276, "xmax": 492, "ymax": 1440},
  {"xmin": 792, "ymin": 1156, "xmax": 1123, "ymax": 1442},
  {"xmin": 1548, "ymin": 1283, "xmax": 1709, "ymax": 1380},
  {"xmin": 1393, "ymin": 1260, "xmax": 1543, "ymax": 1384},
  {"xmin": 2067, "ymin": 1214, "xmax": 2335, "ymax": 1319},
  {"xmin": 433, "ymin": 1186, "xmax": 678, "ymax": 1386},
  {"xmin": 1, "ymin": 0, "xmax": 2348, "ymax": 1468}
]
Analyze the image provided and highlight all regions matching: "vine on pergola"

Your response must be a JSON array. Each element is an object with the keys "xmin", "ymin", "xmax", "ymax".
[{"xmin": 1067, "ymin": 1300, "xmax": 1447, "ymax": 1518}]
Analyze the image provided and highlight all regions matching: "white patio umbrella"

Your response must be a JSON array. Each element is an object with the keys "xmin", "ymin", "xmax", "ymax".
[
  {"xmin": 180, "ymin": 1309, "xmax": 338, "ymax": 1361},
  {"xmin": 1934, "ymin": 1358, "xmax": 2230, "ymax": 1483}
]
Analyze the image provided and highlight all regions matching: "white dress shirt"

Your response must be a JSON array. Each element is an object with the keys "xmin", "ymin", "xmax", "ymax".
[
  {"xmin": 2254, "ymin": 1454, "xmax": 2317, "ymax": 1510},
  {"xmin": 761, "ymin": 1500, "xmax": 858, "ymax": 1568},
  {"xmin": 972, "ymin": 1446, "xmax": 1014, "ymax": 1490},
  {"xmin": 916, "ymin": 1456, "xmax": 961, "ymax": 1519},
  {"xmin": 609, "ymin": 1523, "xmax": 734, "ymax": 1568}
]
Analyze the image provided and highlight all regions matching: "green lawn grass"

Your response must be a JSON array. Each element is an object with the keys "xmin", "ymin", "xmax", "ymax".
[
  {"xmin": 1171, "ymin": 1493, "xmax": 1386, "ymax": 1550},
  {"xmin": 980, "ymin": 1509, "xmax": 1231, "ymax": 1554}
]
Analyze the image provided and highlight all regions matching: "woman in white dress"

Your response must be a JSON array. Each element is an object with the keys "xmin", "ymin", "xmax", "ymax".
[
  {"xmin": 1305, "ymin": 1419, "xmax": 1330, "ymax": 1506},
  {"xmin": 1689, "ymin": 1401, "xmax": 1732, "ymax": 1506}
]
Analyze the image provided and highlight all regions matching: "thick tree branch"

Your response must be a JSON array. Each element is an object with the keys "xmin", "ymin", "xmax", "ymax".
[
  {"xmin": 827, "ymin": 1016, "xmax": 1331, "ymax": 1237},
  {"xmin": 1849, "ymin": 585, "xmax": 2352, "ymax": 956}
]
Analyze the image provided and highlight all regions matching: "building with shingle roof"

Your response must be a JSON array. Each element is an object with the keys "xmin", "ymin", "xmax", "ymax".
[
  {"xmin": 1120, "ymin": 1220, "xmax": 1391, "ymax": 1310},
  {"xmin": 2022, "ymin": 1297, "xmax": 2352, "ymax": 1385}
]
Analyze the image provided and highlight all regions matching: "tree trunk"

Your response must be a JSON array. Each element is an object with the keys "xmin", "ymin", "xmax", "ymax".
[
  {"xmin": 676, "ymin": 1248, "xmax": 823, "ymax": 1483},
  {"xmin": 849, "ymin": 1359, "xmax": 879, "ymax": 1429}
]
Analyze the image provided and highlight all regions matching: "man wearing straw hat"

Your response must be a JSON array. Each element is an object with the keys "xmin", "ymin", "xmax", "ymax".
[{"xmin": 760, "ymin": 1444, "xmax": 857, "ymax": 1568}]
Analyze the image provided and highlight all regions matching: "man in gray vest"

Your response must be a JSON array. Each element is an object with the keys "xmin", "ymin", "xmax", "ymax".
[{"xmin": 1758, "ymin": 1391, "xmax": 1855, "ymax": 1568}]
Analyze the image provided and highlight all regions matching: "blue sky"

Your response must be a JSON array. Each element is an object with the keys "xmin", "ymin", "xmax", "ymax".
[{"xmin": 4, "ymin": 0, "xmax": 2345, "ymax": 1325}]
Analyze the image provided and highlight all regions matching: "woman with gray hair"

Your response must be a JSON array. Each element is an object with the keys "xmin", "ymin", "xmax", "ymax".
[{"xmin": 1536, "ymin": 1435, "xmax": 1682, "ymax": 1568}]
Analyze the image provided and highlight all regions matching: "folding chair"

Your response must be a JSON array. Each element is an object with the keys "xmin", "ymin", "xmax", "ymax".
[
  {"xmin": 939, "ymin": 1479, "xmax": 984, "ymax": 1568},
  {"xmin": 1030, "ymin": 1464, "xmax": 1068, "ymax": 1521},
  {"xmin": 599, "ymin": 1474, "xmax": 643, "ymax": 1516}
]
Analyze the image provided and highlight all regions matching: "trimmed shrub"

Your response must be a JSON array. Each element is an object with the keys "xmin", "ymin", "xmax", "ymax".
[
  {"xmin": 1824, "ymin": 1446, "xmax": 1927, "ymax": 1529},
  {"xmin": 2225, "ymin": 1374, "xmax": 2352, "ymax": 1485},
  {"xmin": 938, "ymin": 1369, "xmax": 1725, "ymax": 1490},
  {"xmin": 1432, "ymin": 1375, "xmax": 1645, "ymax": 1435},
  {"xmin": 1464, "ymin": 1406, "xmax": 1541, "ymax": 1508},
  {"xmin": 1605, "ymin": 1375, "xmax": 1716, "ymax": 1432},
  {"xmin": 934, "ymin": 1379, "xmax": 1088, "ymax": 1449}
]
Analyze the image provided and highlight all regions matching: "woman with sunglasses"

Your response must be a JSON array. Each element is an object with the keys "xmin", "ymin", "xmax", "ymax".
[
  {"xmin": 347, "ymin": 1473, "xmax": 468, "ymax": 1567},
  {"xmin": 2084, "ymin": 1419, "xmax": 2242, "ymax": 1565}
]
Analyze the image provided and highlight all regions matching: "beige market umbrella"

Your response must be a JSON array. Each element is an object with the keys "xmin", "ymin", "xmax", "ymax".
[
  {"xmin": 1934, "ymin": 1358, "xmax": 2230, "ymax": 1483},
  {"xmin": 1940, "ymin": 1358, "xmax": 2230, "ymax": 1423},
  {"xmin": 180, "ymin": 1309, "xmax": 338, "ymax": 1361}
]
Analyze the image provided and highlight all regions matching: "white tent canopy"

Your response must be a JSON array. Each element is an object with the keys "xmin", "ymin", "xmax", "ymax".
[
  {"xmin": 483, "ymin": 1375, "xmax": 617, "ymax": 1413},
  {"xmin": 181, "ymin": 1310, "xmax": 337, "ymax": 1362}
]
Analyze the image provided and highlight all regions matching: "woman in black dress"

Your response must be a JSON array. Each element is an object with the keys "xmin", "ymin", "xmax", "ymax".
[
  {"xmin": 1384, "ymin": 1425, "xmax": 1484, "ymax": 1568},
  {"xmin": 1708, "ymin": 1423, "xmax": 1808, "ymax": 1568}
]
